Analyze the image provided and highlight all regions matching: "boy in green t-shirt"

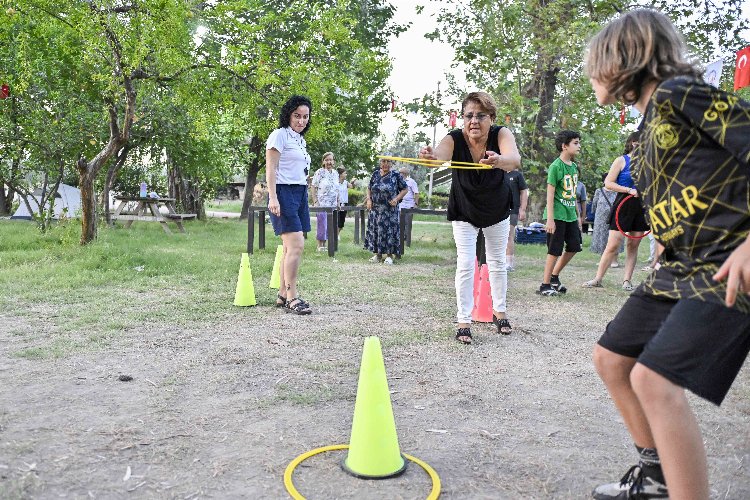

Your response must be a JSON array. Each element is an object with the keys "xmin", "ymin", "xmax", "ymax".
[{"xmin": 538, "ymin": 130, "xmax": 583, "ymax": 296}]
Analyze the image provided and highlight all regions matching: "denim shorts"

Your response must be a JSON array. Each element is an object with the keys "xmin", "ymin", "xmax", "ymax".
[{"xmin": 269, "ymin": 184, "xmax": 311, "ymax": 236}]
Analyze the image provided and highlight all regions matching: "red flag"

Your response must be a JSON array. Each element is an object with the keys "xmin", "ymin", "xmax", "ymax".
[
  {"xmin": 619, "ymin": 104, "xmax": 626, "ymax": 125},
  {"xmin": 390, "ymin": 99, "xmax": 397, "ymax": 112},
  {"xmin": 449, "ymin": 110, "xmax": 457, "ymax": 128},
  {"xmin": 0, "ymin": 84, "xmax": 9, "ymax": 100},
  {"xmin": 734, "ymin": 47, "xmax": 750, "ymax": 91}
]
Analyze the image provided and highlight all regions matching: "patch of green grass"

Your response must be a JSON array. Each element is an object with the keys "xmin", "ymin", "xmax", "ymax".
[
  {"xmin": 0, "ymin": 218, "xmax": 652, "ymax": 359},
  {"xmin": 206, "ymin": 200, "xmax": 243, "ymax": 213}
]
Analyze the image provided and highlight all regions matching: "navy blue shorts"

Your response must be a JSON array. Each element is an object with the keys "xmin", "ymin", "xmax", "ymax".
[
  {"xmin": 598, "ymin": 286, "xmax": 750, "ymax": 406},
  {"xmin": 269, "ymin": 184, "xmax": 311, "ymax": 236}
]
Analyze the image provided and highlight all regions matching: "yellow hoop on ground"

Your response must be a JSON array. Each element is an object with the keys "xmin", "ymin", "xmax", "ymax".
[
  {"xmin": 283, "ymin": 444, "xmax": 441, "ymax": 500},
  {"xmin": 376, "ymin": 155, "xmax": 492, "ymax": 170}
]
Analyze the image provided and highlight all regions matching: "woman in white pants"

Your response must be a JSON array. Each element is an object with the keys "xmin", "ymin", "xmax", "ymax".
[{"xmin": 420, "ymin": 91, "xmax": 521, "ymax": 344}]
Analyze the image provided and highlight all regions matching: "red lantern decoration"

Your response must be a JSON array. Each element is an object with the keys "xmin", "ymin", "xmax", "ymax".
[
  {"xmin": 0, "ymin": 84, "xmax": 9, "ymax": 100},
  {"xmin": 449, "ymin": 110, "xmax": 457, "ymax": 128}
]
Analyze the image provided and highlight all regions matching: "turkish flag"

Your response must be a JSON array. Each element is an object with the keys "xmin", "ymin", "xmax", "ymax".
[
  {"xmin": 734, "ymin": 46, "xmax": 750, "ymax": 91},
  {"xmin": 619, "ymin": 104, "xmax": 626, "ymax": 125},
  {"xmin": 0, "ymin": 84, "xmax": 9, "ymax": 100},
  {"xmin": 390, "ymin": 99, "xmax": 397, "ymax": 112}
]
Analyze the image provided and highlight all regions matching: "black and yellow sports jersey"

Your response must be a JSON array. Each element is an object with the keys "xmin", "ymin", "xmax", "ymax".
[{"xmin": 635, "ymin": 76, "xmax": 750, "ymax": 312}]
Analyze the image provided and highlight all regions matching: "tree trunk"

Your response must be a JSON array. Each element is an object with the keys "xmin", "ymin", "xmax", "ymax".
[
  {"xmin": 103, "ymin": 144, "xmax": 132, "ymax": 225},
  {"xmin": 240, "ymin": 136, "xmax": 262, "ymax": 220},
  {"xmin": 78, "ymin": 164, "xmax": 99, "ymax": 244},
  {"xmin": 0, "ymin": 181, "xmax": 11, "ymax": 215},
  {"xmin": 167, "ymin": 154, "xmax": 205, "ymax": 219}
]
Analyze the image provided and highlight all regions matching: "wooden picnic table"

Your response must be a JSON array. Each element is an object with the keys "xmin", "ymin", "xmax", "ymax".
[
  {"xmin": 245, "ymin": 205, "xmax": 366, "ymax": 256},
  {"xmin": 111, "ymin": 196, "xmax": 196, "ymax": 234}
]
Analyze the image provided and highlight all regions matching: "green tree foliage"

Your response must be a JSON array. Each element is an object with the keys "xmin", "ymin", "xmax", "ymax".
[
  {"xmin": 1, "ymin": 0, "xmax": 402, "ymax": 240},
  {"xmin": 424, "ymin": 0, "xmax": 748, "ymax": 205}
]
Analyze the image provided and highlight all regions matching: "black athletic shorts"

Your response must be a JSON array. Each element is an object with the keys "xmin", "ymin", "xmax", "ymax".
[
  {"xmin": 598, "ymin": 286, "xmax": 750, "ymax": 406},
  {"xmin": 546, "ymin": 219, "xmax": 582, "ymax": 257},
  {"xmin": 608, "ymin": 192, "xmax": 649, "ymax": 232}
]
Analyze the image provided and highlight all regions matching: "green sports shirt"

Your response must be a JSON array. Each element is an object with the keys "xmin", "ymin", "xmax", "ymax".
[{"xmin": 543, "ymin": 157, "xmax": 579, "ymax": 222}]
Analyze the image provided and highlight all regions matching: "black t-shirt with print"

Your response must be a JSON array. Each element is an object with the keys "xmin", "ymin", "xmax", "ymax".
[
  {"xmin": 447, "ymin": 125, "xmax": 512, "ymax": 228},
  {"xmin": 505, "ymin": 169, "xmax": 528, "ymax": 215},
  {"xmin": 634, "ymin": 75, "xmax": 750, "ymax": 312}
]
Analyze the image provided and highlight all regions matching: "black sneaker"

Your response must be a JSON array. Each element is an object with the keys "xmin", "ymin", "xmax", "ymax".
[
  {"xmin": 592, "ymin": 464, "xmax": 668, "ymax": 499},
  {"xmin": 550, "ymin": 278, "xmax": 567, "ymax": 294},
  {"xmin": 536, "ymin": 284, "xmax": 558, "ymax": 296}
]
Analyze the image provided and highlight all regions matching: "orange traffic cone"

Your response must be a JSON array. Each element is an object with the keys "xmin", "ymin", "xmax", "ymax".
[
  {"xmin": 473, "ymin": 258, "xmax": 480, "ymax": 302},
  {"xmin": 472, "ymin": 264, "xmax": 493, "ymax": 322}
]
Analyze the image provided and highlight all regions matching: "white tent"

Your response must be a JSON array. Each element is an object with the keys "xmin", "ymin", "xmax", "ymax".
[{"xmin": 11, "ymin": 183, "xmax": 82, "ymax": 220}]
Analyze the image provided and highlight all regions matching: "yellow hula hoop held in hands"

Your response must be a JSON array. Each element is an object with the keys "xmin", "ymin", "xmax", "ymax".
[{"xmin": 376, "ymin": 155, "xmax": 492, "ymax": 170}]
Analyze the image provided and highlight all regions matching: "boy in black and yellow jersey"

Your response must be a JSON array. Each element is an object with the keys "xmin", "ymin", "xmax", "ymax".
[{"xmin": 586, "ymin": 9, "xmax": 750, "ymax": 500}]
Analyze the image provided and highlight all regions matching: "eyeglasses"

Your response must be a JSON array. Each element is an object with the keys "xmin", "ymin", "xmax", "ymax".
[{"xmin": 463, "ymin": 112, "xmax": 491, "ymax": 122}]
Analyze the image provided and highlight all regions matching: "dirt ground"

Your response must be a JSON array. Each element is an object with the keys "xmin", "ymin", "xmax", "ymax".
[{"xmin": 1, "ymin": 259, "xmax": 749, "ymax": 499}]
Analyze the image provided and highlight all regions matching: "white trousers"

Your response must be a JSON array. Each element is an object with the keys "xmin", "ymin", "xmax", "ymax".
[{"xmin": 452, "ymin": 219, "xmax": 510, "ymax": 324}]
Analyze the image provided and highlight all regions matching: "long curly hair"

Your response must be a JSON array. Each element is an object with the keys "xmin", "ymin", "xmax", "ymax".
[{"xmin": 278, "ymin": 95, "xmax": 313, "ymax": 135}]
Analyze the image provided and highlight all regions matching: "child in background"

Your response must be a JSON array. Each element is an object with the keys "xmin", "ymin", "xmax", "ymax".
[{"xmin": 537, "ymin": 130, "xmax": 583, "ymax": 296}]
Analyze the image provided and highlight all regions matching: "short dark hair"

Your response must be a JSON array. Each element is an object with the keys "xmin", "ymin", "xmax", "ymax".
[
  {"xmin": 623, "ymin": 131, "xmax": 640, "ymax": 154},
  {"xmin": 555, "ymin": 130, "xmax": 580, "ymax": 152},
  {"xmin": 278, "ymin": 95, "xmax": 313, "ymax": 135},
  {"xmin": 461, "ymin": 91, "xmax": 497, "ymax": 119},
  {"xmin": 336, "ymin": 167, "xmax": 346, "ymax": 175}
]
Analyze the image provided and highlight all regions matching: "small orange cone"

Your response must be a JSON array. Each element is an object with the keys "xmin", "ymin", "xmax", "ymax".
[
  {"xmin": 472, "ymin": 264, "xmax": 493, "ymax": 322},
  {"xmin": 473, "ymin": 258, "xmax": 480, "ymax": 302}
]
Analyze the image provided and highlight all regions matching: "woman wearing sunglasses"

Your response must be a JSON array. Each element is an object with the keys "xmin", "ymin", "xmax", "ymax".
[{"xmin": 419, "ymin": 91, "xmax": 521, "ymax": 344}]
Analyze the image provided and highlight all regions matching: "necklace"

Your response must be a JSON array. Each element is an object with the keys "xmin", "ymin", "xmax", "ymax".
[
  {"xmin": 287, "ymin": 128, "xmax": 311, "ymax": 175},
  {"xmin": 463, "ymin": 130, "xmax": 488, "ymax": 163}
]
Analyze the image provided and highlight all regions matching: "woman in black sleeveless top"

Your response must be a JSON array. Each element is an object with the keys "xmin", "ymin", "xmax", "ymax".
[{"xmin": 419, "ymin": 91, "xmax": 521, "ymax": 344}]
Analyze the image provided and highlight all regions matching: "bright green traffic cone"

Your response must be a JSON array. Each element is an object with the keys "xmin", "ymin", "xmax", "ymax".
[
  {"xmin": 269, "ymin": 245, "xmax": 283, "ymax": 289},
  {"xmin": 342, "ymin": 336, "xmax": 407, "ymax": 478},
  {"xmin": 233, "ymin": 253, "xmax": 256, "ymax": 307}
]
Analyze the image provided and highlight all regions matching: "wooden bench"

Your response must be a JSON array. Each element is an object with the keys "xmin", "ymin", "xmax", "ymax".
[{"xmin": 164, "ymin": 213, "xmax": 197, "ymax": 220}]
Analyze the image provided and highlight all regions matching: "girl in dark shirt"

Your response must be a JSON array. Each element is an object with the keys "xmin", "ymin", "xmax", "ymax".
[
  {"xmin": 587, "ymin": 9, "xmax": 750, "ymax": 500},
  {"xmin": 419, "ymin": 91, "xmax": 521, "ymax": 344}
]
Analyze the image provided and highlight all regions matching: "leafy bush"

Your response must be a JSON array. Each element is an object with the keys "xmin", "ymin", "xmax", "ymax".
[
  {"xmin": 347, "ymin": 188, "xmax": 365, "ymax": 206},
  {"xmin": 429, "ymin": 192, "xmax": 449, "ymax": 209}
]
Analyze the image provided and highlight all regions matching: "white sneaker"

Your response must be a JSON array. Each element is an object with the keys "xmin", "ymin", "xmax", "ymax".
[
  {"xmin": 383, "ymin": 257, "xmax": 394, "ymax": 265},
  {"xmin": 317, "ymin": 246, "xmax": 326, "ymax": 252},
  {"xmin": 369, "ymin": 255, "xmax": 380, "ymax": 263}
]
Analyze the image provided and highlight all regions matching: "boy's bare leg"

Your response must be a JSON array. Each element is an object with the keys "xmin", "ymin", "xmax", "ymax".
[
  {"xmin": 631, "ymin": 364, "xmax": 709, "ymax": 500},
  {"xmin": 542, "ymin": 254, "xmax": 558, "ymax": 284},
  {"xmin": 593, "ymin": 345, "xmax": 656, "ymax": 447},
  {"xmin": 552, "ymin": 251, "xmax": 576, "ymax": 276}
]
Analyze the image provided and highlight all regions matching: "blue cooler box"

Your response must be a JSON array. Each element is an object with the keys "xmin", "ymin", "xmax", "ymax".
[{"xmin": 515, "ymin": 223, "xmax": 547, "ymax": 245}]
